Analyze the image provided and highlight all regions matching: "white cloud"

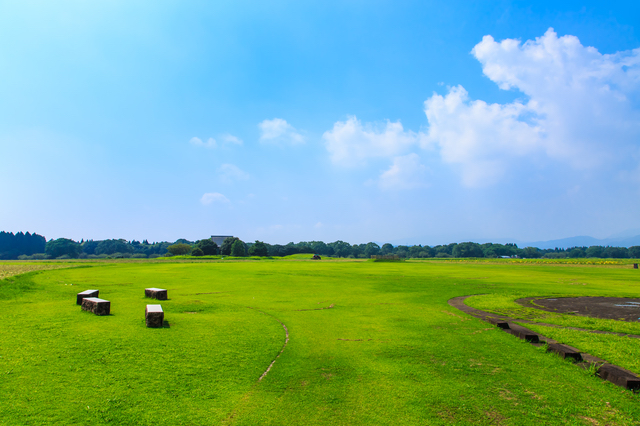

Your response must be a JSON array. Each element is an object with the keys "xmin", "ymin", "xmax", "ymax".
[
  {"xmin": 190, "ymin": 133, "xmax": 242, "ymax": 148},
  {"xmin": 190, "ymin": 137, "xmax": 216, "ymax": 148},
  {"xmin": 323, "ymin": 116, "xmax": 425, "ymax": 167},
  {"xmin": 218, "ymin": 163, "xmax": 249, "ymax": 182},
  {"xmin": 258, "ymin": 118, "xmax": 305, "ymax": 145},
  {"xmin": 200, "ymin": 192, "xmax": 230, "ymax": 205},
  {"xmin": 379, "ymin": 153, "xmax": 428, "ymax": 190},
  {"xmin": 220, "ymin": 133, "xmax": 243, "ymax": 145},
  {"xmin": 424, "ymin": 28, "xmax": 640, "ymax": 186},
  {"xmin": 424, "ymin": 85, "xmax": 540, "ymax": 186}
]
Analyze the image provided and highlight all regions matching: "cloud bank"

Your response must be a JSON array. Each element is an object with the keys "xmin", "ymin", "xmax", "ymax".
[
  {"xmin": 424, "ymin": 28, "xmax": 640, "ymax": 186},
  {"xmin": 325, "ymin": 29, "xmax": 640, "ymax": 189}
]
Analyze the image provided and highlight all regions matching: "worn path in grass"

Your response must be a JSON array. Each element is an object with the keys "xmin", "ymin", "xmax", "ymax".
[{"xmin": 1, "ymin": 260, "xmax": 640, "ymax": 425}]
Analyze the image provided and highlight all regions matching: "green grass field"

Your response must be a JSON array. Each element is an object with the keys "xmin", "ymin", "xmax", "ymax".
[{"xmin": 1, "ymin": 259, "xmax": 639, "ymax": 425}]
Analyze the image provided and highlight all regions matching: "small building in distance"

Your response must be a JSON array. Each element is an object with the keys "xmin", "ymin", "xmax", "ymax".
[{"xmin": 211, "ymin": 235, "xmax": 234, "ymax": 247}]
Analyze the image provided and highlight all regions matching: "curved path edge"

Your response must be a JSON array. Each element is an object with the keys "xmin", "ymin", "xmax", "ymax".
[{"xmin": 448, "ymin": 295, "xmax": 640, "ymax": 392}]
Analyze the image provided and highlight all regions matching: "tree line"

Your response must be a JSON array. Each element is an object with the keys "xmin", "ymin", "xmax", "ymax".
[{"xmin": 2, "ymin": 231, "xmax": 640, "ymax": 260}]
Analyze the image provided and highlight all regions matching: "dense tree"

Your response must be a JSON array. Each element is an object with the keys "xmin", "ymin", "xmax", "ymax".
[
  {"xmin": 221, "ymin": 237, "xmax": 242, "ymax": 256},
  {"xmin": 248, "ymin": 241, "xmax": 269, "ymax": 256},
  {"xmin": 46, "ymin": 238, "xmax": 81, "ymax": 258},
  {"xmin": 167, "ymin": 243, "xmax": 192, "ymax": 256},
  {"xmin": 586, "ymin": 246, "xmax": 605, "ymax": 258},
  {"xmin": 452, "ymin": 242, "xmax": 484, "ymax": 258},
  {"xmin": 363, "ymin": 242, "xmax": 381, "ymax": 258},
  {"xmin": 629, "ymin": 246, "xmax": 640, "ymax": 258},
  {"xmin": 605, "ymin": 246, "xmax": 628, "ymax": 258},
  {"xmin": 380, "ymin": 243, "xmax": 394, "ymax": 255},
  {"xmin": 95, "ymin": 239, "xmax": 133, "ymax": 255},
  {"xmin": 195, "ymin": 239, "xmax": 219, "ymax": 255},
  {"xmin": 0, "ymin": 231, "xmax": 47, "ymax": 259},
  {"xmin": 329, "ymin": 241, "xmax": 352, "ymax": 258},
  {"xmin": 568, "ymin": 248, "xmax": 586, "ymax": 258},
  {"xmin": 522, "ymin": 247, "xmax": 541, "ymax": 258},
  {"xmin": 231, "ymin": 240, "xmax": 247, "ymax": 256},
  {"xmin": 191, "ymin": 247, "xmax": 204, "ymax": 256}
]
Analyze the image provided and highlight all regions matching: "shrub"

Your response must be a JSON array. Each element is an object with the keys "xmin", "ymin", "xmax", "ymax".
[
  {"xmin": 191, "ymin": 248, "xmax": 204, "ymax": 257},
  {"xmin": 167, "ymin": 243, "xmax": 192, "ymax": 256}
]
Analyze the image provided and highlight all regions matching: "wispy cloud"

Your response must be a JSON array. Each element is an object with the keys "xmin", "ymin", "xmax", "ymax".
[
  {"xmin": 378, "ymin": 153, "xmax": 428, "ymax": 190},
  {"xmin": 200, "ymin": 192, "xmax": 230, "ymax": 205},
  {"xmin": 190, "ymin": 133, "xmax": 243, "ymax": 149},
  {"xmin": 259, "ymin": 118, "xmax": 305, "ymax": 145},
  {"xmin": 218, "ymin": 163, "xmax": 249, "ymax": 182},
  {"xmin": 190, "ymin": 137, "xmax": 217, "ymax": 148},
  {"xmin": 220, "ymin": 133, "xmax": 243, "ymax": 145}
]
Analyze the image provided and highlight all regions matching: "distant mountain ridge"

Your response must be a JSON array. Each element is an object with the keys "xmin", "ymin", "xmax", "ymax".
[{"xmin": 521, "ymin": 235, "xmax": 640, "ymax": 250}]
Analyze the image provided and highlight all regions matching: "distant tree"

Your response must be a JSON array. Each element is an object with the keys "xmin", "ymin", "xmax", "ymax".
[
  {"xmin": 364, "ymin": 242, "xmax": 381, "ymax": 258},
  {"xmin": 380, "ymin": 243, "xmax": 394, "ymax": 255},
  {"xmin": 191, "ymin": 247, "xmax": 204, "ymax": 256},
  {"xmin": 248, "ymin": 240, "xmax": 269, "ymax": 256},
  {"xmin": 604, "ymin": 246, "xmax": 628, "ymax": 258},
  {"xmin": 174, "ymin": 238, "xmax": 194, "ymax": 245},
  {"xmin": 330, "ymin": 240, "xmax": 352, "ymax": 258},
  {"xmin": 82, "ymin": 240, "xmax": 99, "ymax": 255},
  {"xmin": 231, "ymin": 240, "xmax": 247, "ymax": 256},
  {"xmin": 268, "ymin": 244, "xmax": 286, "ymax": 257},
  {"xmin": 195, "ymin": 239, "xmax": 219, "ymax": 255},
  {"xmin": 95, "ymin": 239, "xmax": 133, "ymax": 255},
  {"xmin": 586, "ymin": 246, "xmax": 605, "ymax": 258},
  {"xmin": 629, "ymin": 246, "xmax": 640, "ymax": 258},
  {"xmin": 221, "ymin": 237, "xmax": 241, "ymax": 256},
  {"xmin": 452, "ymin": 242, "xmax": 484, "ymax": 258},
  {"xmin": 46, "ymin": 238, "xmax": 81, "ymax": 258},
  {"xmin": 522, "ymin": 247, "xmax": 541, "ymax": 258},
  {"xmin": 568, "ymin": 248, "xmax": 586, "ymax": 258},
  {"xmin": 167, "ymin": 243, "xmax": 192, "ymax": 256}
]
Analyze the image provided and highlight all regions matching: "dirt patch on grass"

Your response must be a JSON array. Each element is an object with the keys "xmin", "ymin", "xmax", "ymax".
[{"xmin": 518, "ymin": 297, "xmax": 640, "ymax": 322}]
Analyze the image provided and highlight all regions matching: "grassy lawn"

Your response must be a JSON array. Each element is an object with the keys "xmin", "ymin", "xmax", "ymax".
[{"xmin": 1, "ymin": 260, "xmax": 639, "ymax": 425}]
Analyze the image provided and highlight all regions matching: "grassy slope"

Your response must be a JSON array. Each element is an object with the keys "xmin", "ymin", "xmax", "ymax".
[{"xmin": 0, "ymin": 261, "xmax": 639, "ymax": 425}]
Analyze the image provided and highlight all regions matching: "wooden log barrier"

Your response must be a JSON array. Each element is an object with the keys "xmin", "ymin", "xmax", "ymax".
[
  {"xmin": 77, "ymin": 289, "xmax": 99, "ymax": 305},
  {"xmin": 81, "ymin": 297, "xmax": 110, "ymax": 316},
  {"xmin": 547, "ymin": 343, "xmax": 582, "ymax": 361},
  {"xmin": 145, "ymin": 288, "xmax": 168, "ymax": 300},
  {"xmin": 146, "ymin": 304, "xmax": 164, "ymax": 328}
]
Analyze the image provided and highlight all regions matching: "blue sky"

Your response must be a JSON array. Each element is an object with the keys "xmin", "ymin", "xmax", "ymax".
[{"xmin": 1, "ymin": 0, "xmax": 640, "ymax": 245}]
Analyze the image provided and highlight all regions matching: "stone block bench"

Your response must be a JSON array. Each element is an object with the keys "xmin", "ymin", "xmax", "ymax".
[
  {"xmin": 81, "ymin": 297, "xmax": 110, "ymax": 316},
  {"xmin": 77, "ymin": 289, "xmax": 99, "ymax": 305},
  {"xmin": 146, "ymin": 304, "xmax": 164, "ymax": 328},
  {"xmin": 145, "ymin": 288, "xmax": 168, "ymax": 300}
]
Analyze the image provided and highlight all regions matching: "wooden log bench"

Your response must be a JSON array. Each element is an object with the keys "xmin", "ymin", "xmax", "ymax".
[
  {"xmin": 145, "ymin": 288, "xmax": 168, "ymax": 300},
  {"xmin": 81, "ymin": 297, "xmax": 110, "ymax": 316},
  {"xmin": 77, "ymin": 289, "xmax": 99, "ymax": 305},
  {"xmin": 146, "ymin": 304, "xmax": 164, "ymax": 328}
]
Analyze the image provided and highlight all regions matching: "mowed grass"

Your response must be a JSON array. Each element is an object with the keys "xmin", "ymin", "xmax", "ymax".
[{"xmin": 1, "ymin": 260, "xmax": 640, "ymax": 425}]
